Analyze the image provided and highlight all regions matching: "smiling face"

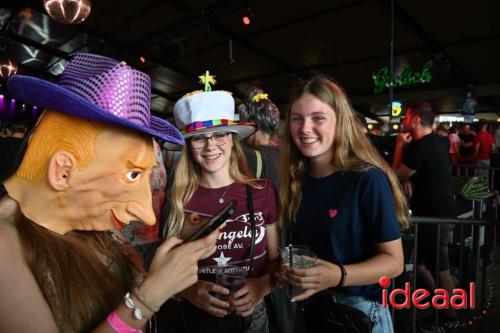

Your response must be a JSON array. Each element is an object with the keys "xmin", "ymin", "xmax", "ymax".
[
  {"xmin": 189, "ymin": 131, "xmax": 234, "ymax": 175},
  {"xmin": 67, "ymin": 127, "xmax": 157, "ymax": 231},
  {"xmin": 289, "ymin": 93, "xmax": 337, "ymax": 165}
]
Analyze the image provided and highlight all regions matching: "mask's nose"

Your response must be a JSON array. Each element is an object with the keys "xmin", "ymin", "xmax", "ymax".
[{"xmin": 125, "ymin": 181, "xmax": 156, "ymax": 226}]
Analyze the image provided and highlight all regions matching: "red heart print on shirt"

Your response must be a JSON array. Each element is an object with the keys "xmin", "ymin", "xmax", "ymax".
[{"xmin": 329, "ymin": 208, "xmax": 338, "ymax": 218}]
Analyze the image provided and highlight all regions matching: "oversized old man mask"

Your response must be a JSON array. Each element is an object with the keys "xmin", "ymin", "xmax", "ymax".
[{"xmin": 3, "ymin": 53, "xmax": 184, "ymax": 234}]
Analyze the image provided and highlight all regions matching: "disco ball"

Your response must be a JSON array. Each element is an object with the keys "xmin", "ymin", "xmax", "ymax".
[
  {"xmin": 43, "ymin": 0, "xmax": 92, "ymax": 25},
  {"xmin": 0, "ymin": 60, "xmax": 17, "ymax": 79}
]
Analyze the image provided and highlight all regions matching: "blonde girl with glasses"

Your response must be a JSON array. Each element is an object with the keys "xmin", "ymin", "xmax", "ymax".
[{"xmin": 160, "ymin": 88, "xmax": 280, "ymax": 333}]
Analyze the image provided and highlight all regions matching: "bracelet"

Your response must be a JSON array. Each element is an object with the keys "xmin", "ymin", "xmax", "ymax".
[
  {"xmin": 106, "ymin": 311, "xmax": 140, "ymax": 333},
  {"xmin": 337, "ymin": 264, "xmax": 347, "ymax": 287},
  {"xmin": 133, "ymin": 288, "xmax": 159, "ymax": 313},
  {"xmin": 124, "ymin": 292, "xmax": 144, "ymax": 320}
]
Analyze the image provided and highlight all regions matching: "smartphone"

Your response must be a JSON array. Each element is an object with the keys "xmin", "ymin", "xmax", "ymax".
[{"xmin": 187, "ymin": 200, "xmax": 237, "ymax": 242}]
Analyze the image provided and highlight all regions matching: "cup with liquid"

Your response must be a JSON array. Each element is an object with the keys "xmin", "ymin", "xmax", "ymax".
[
  {"xmin": 281, "ymin": 245, "xmax": 318, "ymax": 298},
  {"xmin": 215, "ymin": 263, "xmax": 249, "ymax": 301}
]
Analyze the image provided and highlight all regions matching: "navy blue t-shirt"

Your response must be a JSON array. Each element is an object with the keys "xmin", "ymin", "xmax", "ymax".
[{"xmin": 292, "ymin": 167, "xmax": 401, "ymax": 301}]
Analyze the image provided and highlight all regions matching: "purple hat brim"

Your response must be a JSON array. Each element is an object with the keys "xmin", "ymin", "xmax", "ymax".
[{"xmin": 8, "ymin": 75, "xmax": 184, "ymax": 149}]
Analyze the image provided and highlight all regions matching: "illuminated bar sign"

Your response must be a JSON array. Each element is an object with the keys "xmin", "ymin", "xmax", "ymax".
[
  {"xmin": 391, "ymin": 101, "xmax": 402, "ymax": 118},
  {"xmin": 372, "ymin": 60, "xmax": 433, "ymax": 93}
]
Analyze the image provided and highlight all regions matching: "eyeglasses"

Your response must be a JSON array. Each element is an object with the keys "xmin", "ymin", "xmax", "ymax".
[{"xmin": 190, "ymin": 132, "xmax": 230, "ymax": 149}]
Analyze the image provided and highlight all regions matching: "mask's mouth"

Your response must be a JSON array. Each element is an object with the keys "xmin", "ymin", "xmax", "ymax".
[{"xmin": 111, "ymin": 210, "xmax": 127, "ymax": 229}]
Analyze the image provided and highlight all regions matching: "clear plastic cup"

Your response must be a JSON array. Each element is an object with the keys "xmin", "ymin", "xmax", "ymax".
[
  {"xmin": 281, "ymin": 245, "xmax": 318, "ymax": 297},
  {"xmin": 215, "ymin": 264, "xmax": 248, "ymax": 300}
]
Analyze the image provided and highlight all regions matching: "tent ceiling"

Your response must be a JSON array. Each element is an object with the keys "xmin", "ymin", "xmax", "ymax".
[{"xmin": 1, "ymin": 0, "xmax": 499, "ymax": 120}]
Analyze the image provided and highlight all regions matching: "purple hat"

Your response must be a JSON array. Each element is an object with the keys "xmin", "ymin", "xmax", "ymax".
[{"xmin": 7, "ymin": 53, "xmax": 184, "ymax": 149}]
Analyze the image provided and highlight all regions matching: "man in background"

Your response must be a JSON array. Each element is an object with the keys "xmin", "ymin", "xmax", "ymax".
[{"xmin": 393, "ymin": 101, "xmax": 458, "ymax": 333}]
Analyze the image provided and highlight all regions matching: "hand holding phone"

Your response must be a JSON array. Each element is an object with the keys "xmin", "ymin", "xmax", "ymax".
[{"xmin": 187, "ymin": 200, "xmax": 237, "ymax": 242}]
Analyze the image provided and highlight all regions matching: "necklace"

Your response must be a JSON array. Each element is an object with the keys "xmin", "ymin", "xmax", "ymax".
[{"xmin": 207, "ymin": 183, "xmax": 233, "ymax": 204}]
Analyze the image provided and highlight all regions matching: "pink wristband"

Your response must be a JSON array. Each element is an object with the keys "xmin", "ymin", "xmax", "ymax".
[{"xmin": 106, "ymin": 311, "xmax": 140, "ymax": 333}]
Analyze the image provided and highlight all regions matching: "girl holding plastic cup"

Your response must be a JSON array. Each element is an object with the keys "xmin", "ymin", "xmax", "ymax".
[
  {"xmin": 161, "ymin": 77, "xmax": 279, "ymax": 333},
  {"xmin": 279, "ymin": 76, "xmax": 409, "ymax": 333}
]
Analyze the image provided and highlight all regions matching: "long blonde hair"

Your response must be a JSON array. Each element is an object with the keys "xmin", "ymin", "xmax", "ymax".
[
  {"xmin": 166, "ymin": 133, "xmax": 259, "ymax": 237},
  {"xmin": 279, "ymin": 75, "xmax": 409, "ymax": 229}
]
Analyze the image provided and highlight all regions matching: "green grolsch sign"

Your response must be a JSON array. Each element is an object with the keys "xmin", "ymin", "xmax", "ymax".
[{"xmin": 372, "ymin": 60, "xmax": 433, "ymax": 94}]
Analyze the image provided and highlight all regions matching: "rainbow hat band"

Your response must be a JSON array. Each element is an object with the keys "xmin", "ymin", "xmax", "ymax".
[{"xmin": 173, "ymin": 72, "xmax": 255, "ymax": 146}]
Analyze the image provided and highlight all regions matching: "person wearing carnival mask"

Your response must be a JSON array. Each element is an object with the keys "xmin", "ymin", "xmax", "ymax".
[
  {"xmin": 160, "ymin": 72, "xmax": 279, "ymax": 333},
  {"xmin": 0, "ymin": 53, "xmax": 219, "ymax": 333}
]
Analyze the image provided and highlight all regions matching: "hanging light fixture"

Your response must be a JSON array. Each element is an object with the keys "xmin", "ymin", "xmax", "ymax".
[
  {"xmin": 0, "ymin": 59, "xmax": 17, "ymax": 79},
  {"xmin": 43, "ymin": 0, "xmax": 92, "ymax": 25}
]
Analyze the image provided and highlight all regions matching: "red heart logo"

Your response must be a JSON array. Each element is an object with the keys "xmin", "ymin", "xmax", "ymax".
[{"xmin": 329, "ymin": 209, "xmax": 338, "ymax": 218}]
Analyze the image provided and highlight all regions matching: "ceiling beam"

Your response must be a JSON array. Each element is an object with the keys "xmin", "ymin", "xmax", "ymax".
[
  {"xmin": 180, "ymin": 0, "xmax": 368, "ymax": 60},
  {"xmin": 5, "ymin": 30, "xmax": 70, "ymax": 60}
]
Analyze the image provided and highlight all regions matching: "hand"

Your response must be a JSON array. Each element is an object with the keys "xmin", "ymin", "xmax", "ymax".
[
  {"xmin": 284, "ymin": 259, "xmax": 341, "ymax": 302},
  {"xmin": 230, "ymin": 276, "xmax": 271, "ymax": 317},
  {"xmin": 138, "ymin": 228, "xmax": 220, "ymax": 309},
  {"xmin": 402, "ymin": 181, "xmax": 413, "ymax": 198},
  {"xmin": 397, "ymin": 132, "xmax": 412, "ymax": 145},
  {"xmin": 180, "ymin": 280, "xmax": 231, "ymax": 317}
]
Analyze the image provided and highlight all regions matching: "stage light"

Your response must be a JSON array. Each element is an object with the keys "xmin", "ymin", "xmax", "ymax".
[
  {"xmin": 392, "ymin": 124, "xmax": 399, "ymax": 130},
  {"xmin": 242, "ymin": 7, "xmax": 254, "ymax": 26},
  {"xmin": 367, "ymin": 124, "xmax": 373, "ymax": 130},
  {"xmin": 139, "ymin": 56, "xmax": 146, "ymax": 63},
  {"xmin": 0, "ymin": 59, "xmax": 17, "ymax": 79},
  {"xmin": 44, "ymin": 0, "xmax": 92, "ymax": 25}
]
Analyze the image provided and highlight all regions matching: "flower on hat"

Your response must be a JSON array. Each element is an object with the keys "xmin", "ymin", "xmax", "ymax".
[{"xmin": 252, "ymin": 93, "xmax": 269, "ymax": 103}]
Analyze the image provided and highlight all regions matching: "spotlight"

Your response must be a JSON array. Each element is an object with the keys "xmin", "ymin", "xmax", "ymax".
[
  {"xmin": 367, "ymin": 124, "xmax": 373, "ymax": 130},
  {"xmin": 242, "ymin": 16, "xmax": 251, "ymax": 25},
  {"xmin": 392, "ymin": 124, "xmax": 399, "ymax": 130},
  {"xmin": 0, "ymin": 59, "xmax": 18, "ymax": 79},
  {"xmin": 242, "ymin": 7, "xmax": 254, "ymax": 26},
  {"xmin": 43, "ymin": 0, "xmax": 92, "ymax": 25}
]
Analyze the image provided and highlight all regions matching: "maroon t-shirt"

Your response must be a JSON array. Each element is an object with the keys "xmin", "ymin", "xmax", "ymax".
[{"xmin": 184, "ymin": 180, "xmax": 278, "ymax": 281}]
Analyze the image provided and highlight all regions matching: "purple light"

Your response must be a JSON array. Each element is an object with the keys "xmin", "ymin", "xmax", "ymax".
[
  {"xmin": 0, "ymin": 95, "xmax": 4, "ymax": 115},
  {"xmin": 31, "ymin": 105, "xmax": 39, "ymax": 120},
  {"xmin": 8, "ymin": 98, "xmax": 16, "ymax": 117}
]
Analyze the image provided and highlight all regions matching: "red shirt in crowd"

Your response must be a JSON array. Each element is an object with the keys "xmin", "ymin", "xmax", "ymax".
[{"xmin": 473, "ymin": 130, "xmax": 494, "ymax": 160}]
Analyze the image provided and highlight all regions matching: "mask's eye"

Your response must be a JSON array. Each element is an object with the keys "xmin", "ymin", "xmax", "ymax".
[{"xmin": 126, "ymin": 170, "xmax": 141, "ymax": 182}]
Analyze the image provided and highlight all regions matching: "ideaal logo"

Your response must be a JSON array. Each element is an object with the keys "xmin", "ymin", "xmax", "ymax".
[{"xmin": 379, "ymin": 276, "xmax": 475, "ymax": 310}]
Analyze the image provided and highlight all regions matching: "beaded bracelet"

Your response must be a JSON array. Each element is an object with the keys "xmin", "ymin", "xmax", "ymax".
[{"xmin": 124, "ymin": 292, "xmax": 144, "ymax": 320}]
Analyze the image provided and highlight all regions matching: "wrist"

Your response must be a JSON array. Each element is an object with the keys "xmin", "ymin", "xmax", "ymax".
[
  {"xmin": 335, "ymin": 264, "xmax": 347, "ymax": 287},
  {"xmin": 136, "ymin": 278, "xmax": 164, "ymax": 311}
]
